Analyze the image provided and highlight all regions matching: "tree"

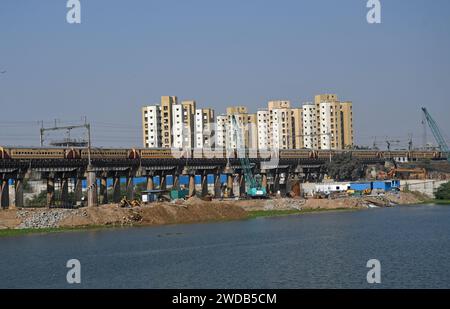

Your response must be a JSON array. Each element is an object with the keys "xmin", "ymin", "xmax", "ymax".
[
  {"xmin": 325, "ymin": 153, "xmax": 365, "ymax": 181},
  {"xmin": 435, "ymin": 181, "xmax": 450, "ymax": 200}
]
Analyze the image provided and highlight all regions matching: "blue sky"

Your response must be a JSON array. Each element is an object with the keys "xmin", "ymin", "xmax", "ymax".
[{"xmin": 1, "ymin": 0, "xmax": 450, "ymax": 148}]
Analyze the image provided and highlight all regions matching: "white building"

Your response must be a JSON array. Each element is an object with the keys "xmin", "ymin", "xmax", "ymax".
[
  {"xmin": 172, "ymin": 104, "xmax": 183, "ymax": 148},
  {"xmin": 142, "ymin": 105, "xmax": 161, "ymax": 148},
  {"xmin": 319, "ymin": 102, "xmax": 333, "ymax": 150},
  {"xmin": 216, "ymin": 115, "xmax": 227, "ymax": 149},
  {"xmin": 270, "ymin": 108, "xmax": 292, "ymax": 150},
  {"xmin": 268, "ymin": 100, "xmax": 293, "ymax": 150},
  {"xmin": 302, "ymin": 102, "xmax": 318, "ymax": 149},
  {"xmin": 257, "ymin": 110, "xmax": 269, "ymax": 150},
  {"xmin": 195, "ymin": 108, "xmax": 215, "ymax": 149}
]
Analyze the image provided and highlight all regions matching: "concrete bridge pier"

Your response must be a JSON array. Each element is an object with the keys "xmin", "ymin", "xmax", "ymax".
[
  {"xmin": 14, "ymin": 177, "xmax": 24, "ymax": 208},
  {"xmin": 1, "ymin": 178, "xmax": 10, "ymax": 209},
  {"xmin": 46, "ymin": 176, "xmax": 55, "ymax": 208},
  {"xmin": 99, "ymin": 176, "xmax": 108, "ymax": 205},
  {"xmin": 126, "ymin": 176, "xmax": 134, "ymax": 200},
  {"xmin": 146, "ymin": 173, "xmax": 154, "ymax": 191},
  {"xmin": 188, "ymin": 172, "xmax": 196, "ymax": 197},
  {"xmin": 260, "ymin": 169, "xmax": 268, "ymax": 193},
  {"xmin": 60, "ymin": 177, "xmax": 69, "ymax": 207},
  {"xmin": 227, "ymin": 174, "xmax": 234, "ymax": 197},
  {"xmin": 223, "ymin": 163, "xmax": 234, "ymax": 198},
  {"xmin": 239, "ymin": 172, "xmax": 246, "ymax": 197},
  {"xmin": 113, "ymin": 176, "xmax": 121, "ymax": 203},
  {"xmin": 74, "ymin": 176, "xmax": 83, "ymax": 205},
  {"xmin": 214, "ymin": 172, "xmax": 222, "ymax": 198},
  {"xmin": 159, "ymin": 172, "xmax": 167, "ymax": 191},
  {"xmin": 86, "ymin": 166, "xmax": 98, "ymax": 207},
  {"xmin": 173, "ymin": 171, "xmax": 180, "ymax": 190},
  {"xmin": 201, "ymin": 171, "xmax": 208, "ymax": 197}
]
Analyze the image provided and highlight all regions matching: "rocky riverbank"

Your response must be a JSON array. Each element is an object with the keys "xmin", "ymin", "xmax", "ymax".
[{"xmin": 0, "ymin": 191, "xmax": 425, "ymax": 232}]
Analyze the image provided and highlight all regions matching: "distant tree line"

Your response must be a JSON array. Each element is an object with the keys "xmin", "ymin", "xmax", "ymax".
[
  {"xmin": 435, "ymin": 181, "xmax": 450, "ymax": 200},
  {"xmin": 325, "ymin": 153, "xmax": 365, "ymax": 181}
]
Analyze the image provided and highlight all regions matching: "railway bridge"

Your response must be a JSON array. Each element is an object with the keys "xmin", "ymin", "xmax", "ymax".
[
  {"xmin": 1, "ymin": 146, "xmax": 445, "ymax": 208},
  {"xmin": 0, "ymin": 155, "xmax": 387, "ymax": 209}
]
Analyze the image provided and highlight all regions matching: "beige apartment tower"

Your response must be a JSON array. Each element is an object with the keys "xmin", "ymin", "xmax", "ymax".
[
  {"xmin": 226, "ymin": 106, "xmax": 250, "ymax": 149},
  {"xmin": 291, "ymin": 108, "xmax": 303, "ymax": 149},
  {"xmin": 340, "ymin": 101, "xmax": 354, "ymax": 148},
  {"xmin": 314, "ymin": 94, "xmax": 342, "ymax": 150},
  {"xmin": 161, "ymin": 96, "xmax": 177, "ymax": 148}
]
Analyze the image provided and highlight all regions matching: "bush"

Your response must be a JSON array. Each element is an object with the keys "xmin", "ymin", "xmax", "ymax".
[
  {"xmin": 325, "ymin": 153, "xmax": 365, "ymax": 181},
  {"xmin": 435, "ymin": 181, "xmax": 450, "ymax": 200}
]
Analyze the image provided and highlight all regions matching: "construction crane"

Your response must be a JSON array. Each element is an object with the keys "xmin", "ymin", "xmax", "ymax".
[
  {"xmin": 421, "ymin": 107, "xmax": 450, "ymax": 162},
  {"xmin": 231, "ymin": 115, "xmax": 267, "ymax": 198}
]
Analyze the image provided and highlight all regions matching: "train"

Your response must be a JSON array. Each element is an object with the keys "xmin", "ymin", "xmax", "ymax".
[{"xmin": 0, "ymin": 146, "xmax": 444, "ymax": 161}]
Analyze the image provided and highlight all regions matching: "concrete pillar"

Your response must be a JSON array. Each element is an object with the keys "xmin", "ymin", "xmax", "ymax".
[
  {"xmin": 99, "ymin": 177, "xmax": 108, "ymax": 204},
  {"xmin": 227, "ymin": 174, "xmax": 234, "ymax": 197},
  {"xmin": 86, "ymin": 166, "xmax": 98, "ymax": 207},
  {"xmin": 126, "ymin": 176, "xmax": 134, "ymax": 200},
  {"xmin": 14, "ymin": 178, "xmax": 24, "ymax": 208},
  {"xmin": 113, "ymin": 177, "xmax": 121, "ymax": 203},
  {"xmin": 214, "ymin": 173, "xmax": 222, "ymax": 198},
  {"xmin": 188, "ymin": 174, "xmax": 196, "ymax": 197},
  {"xmin": 274, "ymin": 173, "xmax": 280, "ymax": 194},
  {"xmin": 74, "ymin": 177, "xmax": 83, "ymax": 204},
  {"xmin": 173, "ymin": 174, "xmax": 180, "ymax": 190},
  {"xmin": 160, "ymin": 173, "xmax": 167, "ymax": 190},
  {"xmin": 146, "ymin": 175, "xmax": 154, "ymax": 191},
  {"xmin": 1, "ymin": 179, "xmax": 10, "ymax": 209},
  {"xmin": 261, "ymin": 173, "xmax": 268, "ymax": 192},
  {"xmin": 47, "ymin": 177, "xmax": 55, "ymax": 208},
  {"xmin": 201, "ymin": 172, "xmax": 208, "ymax": 197},
  {"xmin": 239, "ymin": 173, "xmax": 246, "ymax": 197},
  {"xmin": 61, "ymin": 178, "xmax": 69, "ymax": 207}
]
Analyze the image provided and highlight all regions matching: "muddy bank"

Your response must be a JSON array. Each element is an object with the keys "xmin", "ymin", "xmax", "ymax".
[
  {"xmin": 0, "ymin": 198, "xmax": 247, "ymax": 230},
  {"xmin": 0, "ymin": 192, "xmax": 425, "ymax": 231}
]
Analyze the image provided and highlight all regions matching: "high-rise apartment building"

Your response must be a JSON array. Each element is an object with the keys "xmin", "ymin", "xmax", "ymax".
[
  {"xmin": 314, "ymin": 94, "xmax": 343, "ymax": 150},
  {"xmin": 142, "ymin": 105, "xmax": 161, "ymax": 148},
  {"xmin": 172, "ymin": 100, "xmax": 196, "ymax": 149},
  {"xmin": 195, "ymin": 108, "xmax": 215, "ymax": 149},
  {"xmin": 268, "ymin": 100, "xmax": 293, "ymax": 150},
  {"xmin": 257, "ymin": 110, "xmax": 269, "ymax": 150},
  {"xmin": 215, "ymin": 115, "xmax": 228, "ymax": 149},
  {"xmin": 340, "ymin": 101, "xmax": 354, "ymax": 148},
  {"xmin": 226, "ymin": 106, "xmax": 248, "ymax": 150},
  {"xmin": 302, "ymin": 102, "xmax": 318, "ymax": 149},
  {"xmin": 142, "ymin": 93, "xmax": 353, "ymax": 151},
  {"xmin": 291, "ymin": 108, "xmax": 303, "ymax": 149},
  {"xmin": 161, "ymin": 96, "xmax": 177, "ymax": 148},
  {"xmin": 246, "ymin": 113, "xmax": 258, "ymax": 149}
]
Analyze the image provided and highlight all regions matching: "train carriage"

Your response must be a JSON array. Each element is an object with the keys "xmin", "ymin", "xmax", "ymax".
[
  {"xmin": 140, "ymin": 148, "xmax": 178, "ymax": 159},
  {"xmin": 9, "ymin": 147, "xmax": 66, "ymax": 159},
  {"xmin": 81, "ymin": 148, "xmax": 129, "ymax": 159},
  {"xmin": 279, "ymin": 149, "xmax": 315, "ymax": 159}
]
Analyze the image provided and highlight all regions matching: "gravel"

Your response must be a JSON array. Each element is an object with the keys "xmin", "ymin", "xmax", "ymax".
[{"xmin": 16, "ymin": 209, "xmax": 80, "ymax": 229}]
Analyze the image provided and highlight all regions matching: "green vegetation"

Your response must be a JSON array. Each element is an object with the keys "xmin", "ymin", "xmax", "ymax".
[
  {"xmin": 0, "ymin": 225, "xmax": 119, "ymax": 238},
  {"xmin": 324, "ymin": 153, "xmax": 364, "ymax": 181},
  {"xmin": 246, "ymin": 207, "xmax": 358, "ymax": 219},
  {"xmin": 435, "ymin": 181, "xmax": 450, "ymax": 200},
  {"xmin": 430, "ymin": 199, "xmax": 450, "ymax": 205}
]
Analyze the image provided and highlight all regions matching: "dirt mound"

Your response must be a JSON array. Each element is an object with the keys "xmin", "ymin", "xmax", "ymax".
[{"xmin": 385, "ymin": 191, "xmax": 424, "ymax": 205}]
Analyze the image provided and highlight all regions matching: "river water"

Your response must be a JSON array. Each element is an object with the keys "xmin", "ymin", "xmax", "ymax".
[{"xmin": 1, "ymin": 204, "xmax": 449, "ymax": 288}]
